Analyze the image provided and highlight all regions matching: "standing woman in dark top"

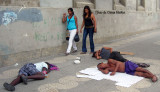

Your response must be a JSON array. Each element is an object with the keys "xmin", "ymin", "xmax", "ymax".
[{"xmin": 80, "ymin": 6, "xmax": 97, "ymax": 54}]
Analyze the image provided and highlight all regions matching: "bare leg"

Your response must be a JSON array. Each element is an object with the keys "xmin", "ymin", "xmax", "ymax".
[
  {"xmin": 135, "ymin": 72, "xmax": 153, "ymax": 78},
  {"xmin": 10, "ymin": 75, "xmax": 22, "ymax": 86},
  {"xmin": 136, "ymin": 67, "xmax": 154, "ymax": 77},
  {"xmin": 135, "ymin": 67, "xmax": 158, "ymax": 82},
  {"xmin": 3, "ymin": 75, "xmax": 22, "ymax": 91},
  {"xmin": 27, "ymin": 72, "xmax": 45, "ymax": 80}
]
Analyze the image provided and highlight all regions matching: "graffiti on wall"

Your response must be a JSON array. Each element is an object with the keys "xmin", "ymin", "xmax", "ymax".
[
  {"xmin": 0, "ymin": 8, "xmax": 43, "ymax": 26},
  {"xmin": 2, "ymin": 12, "xmax": 17, "ymax": 26},
  {"xmin": 34, "ymin": 32, "xmax": 65, "ymax": 42}
]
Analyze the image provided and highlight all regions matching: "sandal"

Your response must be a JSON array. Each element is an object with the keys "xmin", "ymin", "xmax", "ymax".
[
  {"xmin": 72, "ymin": 50, "xmax": 77, "ymax": 53},
  {"xmin": 65, "ymin": 53, "xmax": 70, "ymax": 56},
  {"xmin": 90, "ymin": 52, "xmax": 94, "ymax": 54},
  {"xmin": 80, "ymin": 52, "xmax": 86, "ymax": 54}
]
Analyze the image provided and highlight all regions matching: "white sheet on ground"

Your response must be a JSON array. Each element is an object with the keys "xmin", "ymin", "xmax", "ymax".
[{"xmin": 77, "ymin": 68, "xmax": 144, "ymax": 87}]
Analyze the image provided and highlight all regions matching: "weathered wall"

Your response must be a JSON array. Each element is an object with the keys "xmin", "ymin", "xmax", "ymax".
[
  {"xmin": 0, "ymin": 0, "xmax": 40, "ymax": 7},
  {"xmin": 0, "ymin": 0, "xmax": 160, "ymax": 67},
  {"xmin": 95, "ymin": 0, "xmax": 113, "ymax": 10},
  {"xmin": 40, "ymin": 0, "xmax": 73, "ymax": 8}
]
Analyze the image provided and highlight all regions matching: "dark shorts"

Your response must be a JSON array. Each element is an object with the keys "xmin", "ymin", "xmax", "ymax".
[
  {"xmin": 19, "ymin": 63, "xmax": 40, "ymax": 76},
  {"xmin": 125, "ymin": 61, "xmax": 139, "ymax": 75},
  {"xmin": 109, "ymin": 51, "xmax": 127, "ymax": 62}
]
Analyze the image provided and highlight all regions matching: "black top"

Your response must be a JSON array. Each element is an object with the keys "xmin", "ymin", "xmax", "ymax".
[{"xmin": 85, "ymin": 17, "xmax": 93, "ymax": 27}]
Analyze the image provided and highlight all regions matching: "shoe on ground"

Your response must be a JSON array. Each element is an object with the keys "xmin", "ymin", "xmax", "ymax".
[
  {"xmin": 3, "ymin": 83, "xmax": 15, "ymax": 91},
  {"xmin": 72, "ymin": 50, "xmax": 77, "ymax": 53},
  {"xmin": 65, "ymin": 53, "xmax": 70, "ymax": 56},
  {"xmin": 80, "ymin": 52, "xmax": 86, "ymax": 54}
]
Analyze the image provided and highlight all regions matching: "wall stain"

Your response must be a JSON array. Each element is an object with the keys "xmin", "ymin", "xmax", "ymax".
[{"xmin": 0, "ymin": 44, "xmax": 11, "ymax": 55}]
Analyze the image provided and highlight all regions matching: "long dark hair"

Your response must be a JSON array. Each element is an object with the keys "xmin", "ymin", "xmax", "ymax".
[
  {"xmin": 83, "ymin": 6, "xmax": 92, "ymax": 19},
  {"xmin": 68, "ymin": 8, "xmax": 74, "ymax": 15}
]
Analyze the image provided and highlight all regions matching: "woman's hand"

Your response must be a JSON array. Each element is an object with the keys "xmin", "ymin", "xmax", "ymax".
[
  {"xmin": 94, "ymin": 27, "xmax": 97, "ymax": 33},
  {"xmin": 63, "ymin": 13, "xmax": 66, "ymax": 17},
  {"xmin": 76, "ymin": 29, "xmax": 79, "ymax": 34},
  {"xmin": 62, "ymin": 13, "xmax": 67, "ymax": 23}
]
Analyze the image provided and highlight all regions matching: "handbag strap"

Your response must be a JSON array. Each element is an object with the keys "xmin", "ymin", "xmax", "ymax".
[{"xmin": 67, "ymin": 15, "xmax": 74, "ymax": 25}]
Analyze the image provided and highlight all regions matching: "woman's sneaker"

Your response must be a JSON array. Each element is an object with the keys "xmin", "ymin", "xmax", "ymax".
[
  {"xmin": 3, "ymin": 83, "xmax": 15, "ymax": 91},
  {"xmin": 65, "ymin": 53, "xmax": 70, "ymax": 56}
]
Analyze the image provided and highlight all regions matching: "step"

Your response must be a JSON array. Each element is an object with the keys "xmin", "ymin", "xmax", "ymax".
[
  {"xmin": 75, "ymin": 1, "xmax": 95, "ymax": 9},
  {"xmin": 137, "ymin": 6, "xmax": 145, "ymax": 11}
]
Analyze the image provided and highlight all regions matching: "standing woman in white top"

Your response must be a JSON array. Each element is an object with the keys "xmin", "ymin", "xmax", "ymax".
[{"xmin": 62, "ymin": 8, "xmax": 79, "ymax": 55}]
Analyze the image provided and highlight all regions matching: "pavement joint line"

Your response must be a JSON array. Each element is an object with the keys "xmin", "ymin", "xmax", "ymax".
[
  {"xmin": 38, "ymin": 57, "xmax": 160, "ymax": 92},
  {"xmin": 38, "ymin": 76, "xmax": 91, "ymax": 92},
  {"xmin": 0, "ymin": 69, "xmax": 19, "ymax": 79},
  {"xmin": 154, "ymin": 41, "xmax": 160, "ymax": 45},
  {"xmin": 102, "ymin": 31, "xmax": 160, "ymax": 48},
  {"xmin": 1, "ymin": 30, "xmax": 160, "ymax": 92}
]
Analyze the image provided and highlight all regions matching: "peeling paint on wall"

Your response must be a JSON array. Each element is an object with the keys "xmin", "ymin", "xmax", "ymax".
[
  {"xmin": 0, "ymin": 8, "xmax": 43, "ymax": 26},
  {"xmin": 2, "ymin": 12, "xmax": 17, "ymax": 26},
  {"xmin": 18, "ymin": 8, "xmax": 43, "ymax": 22}
]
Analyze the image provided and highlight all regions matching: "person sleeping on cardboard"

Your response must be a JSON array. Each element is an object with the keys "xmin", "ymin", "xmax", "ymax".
[{"xmin": 97, "ymin": 59, "xmax": 158, "ymax": 82}]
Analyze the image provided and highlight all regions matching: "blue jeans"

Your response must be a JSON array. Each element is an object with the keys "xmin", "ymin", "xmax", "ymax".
[{"xmin": 82, "ymin": 28, "xmax": 94, "ymax": 52}]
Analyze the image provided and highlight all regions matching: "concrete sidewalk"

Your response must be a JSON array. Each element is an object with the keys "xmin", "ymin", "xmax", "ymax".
[{"xmin": 0, "ymin": 29, "xmax": 160, "ymax": 92}]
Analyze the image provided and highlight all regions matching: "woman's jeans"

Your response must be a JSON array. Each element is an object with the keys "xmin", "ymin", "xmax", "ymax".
[
  {"xmin": 82, "ymin": 28, "xmax": 94, "ymax": 52},
  {"xmin": 66, "ymin": 29, "xmax": 77, "ymax": 53}
]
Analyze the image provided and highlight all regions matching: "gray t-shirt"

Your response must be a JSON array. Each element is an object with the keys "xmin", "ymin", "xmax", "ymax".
[{"xmin": 100, "ymin": 48, "xmax": 111, "ymax": 60}]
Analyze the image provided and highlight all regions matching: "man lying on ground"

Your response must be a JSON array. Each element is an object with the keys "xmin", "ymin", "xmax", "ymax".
[
  {"xmin": 92, "ymin": 47, "xmax": 150, "ymax": 68},
  {"xmin": 3, "ymin": 62, "xmax": 58, "ymax": 91},
  {"xmin": 97, "ymin": 59, "xmax": 158, "ymax": 82},
  {"xmin": 92, "ymin": 47, "xmax": 132, "ymax": 62}
]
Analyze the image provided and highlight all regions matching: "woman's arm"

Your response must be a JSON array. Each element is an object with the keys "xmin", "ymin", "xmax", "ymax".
[
  {"xmin": 74, "ymin": 16, "xmax": 78, "ymax": 33},
  {"xmin": 62, "ymin": 13, "xmax": 67, "ymax": 23},
  {"xmin": 91, "ymin": 13, "xmax": 97, "ymax": 33},
  {"xmin": 80, "ymin": 19, "xmax": 85, "ymax": 33}
]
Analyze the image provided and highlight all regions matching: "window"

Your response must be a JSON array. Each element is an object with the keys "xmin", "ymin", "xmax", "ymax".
[
  {"xmin": 119, "ymin": 0, "xmax": 126, "ymax": 6},
  {"xmin": 156, "ymin": 0, "xmax": 160, "ymax": 11},
  {"xmin": 113, "ymin": 0, "xmax": 126, "ymax": 10},
  {"xmin": 0, "ymin": 0, "xmax": 11, "ymax": 5},
  {"xmin": 159, "ymin": 0, "xmax": 160, "ymax": 9},
  {"xmin": 137, "ymin": 0, "xmax": 145, "ymax": 11}
]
